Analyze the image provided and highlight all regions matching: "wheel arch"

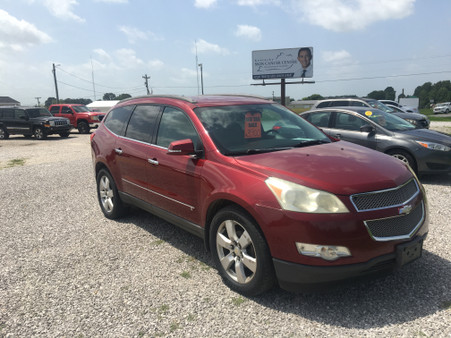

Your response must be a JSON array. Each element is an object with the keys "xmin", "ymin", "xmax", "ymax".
[{"xmin": 384, "ymin": 147, "xmax": 418, "ymax": 172}]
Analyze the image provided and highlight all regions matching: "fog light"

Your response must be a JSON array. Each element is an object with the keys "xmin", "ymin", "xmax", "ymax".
[{"xmin": 296, "ymin": 242, "xmax": 351, "ymax": 261}]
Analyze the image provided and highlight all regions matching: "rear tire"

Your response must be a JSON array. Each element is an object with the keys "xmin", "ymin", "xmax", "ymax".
[
  {"xmin": 96, "ymin": 169, "xmax": 127, "ymax": 219},
  {"xmin": 0, "ymin": 127, "xmax": 9, "ymax": 139},
  {"xmin": 209, "ymin": 206, "xmax": 275, "ymax": 296}
]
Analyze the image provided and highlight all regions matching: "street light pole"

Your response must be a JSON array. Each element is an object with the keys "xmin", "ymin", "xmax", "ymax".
[
  {"xmin": 198, "ymin": 63, "xmax": 204, "ymax": 95},
  {"xmin": 52, "ymin": 63, "xmax": 60, "ymax": 104}
]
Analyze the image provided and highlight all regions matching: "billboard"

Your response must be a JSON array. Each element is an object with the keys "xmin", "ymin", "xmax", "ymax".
[{"xmin": 252, "ymin": 47, "xmax": 313, "ymax": 80}]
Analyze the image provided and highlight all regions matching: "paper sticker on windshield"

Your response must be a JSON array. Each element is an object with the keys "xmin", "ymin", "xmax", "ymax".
[
  {"xmin": 365, "ymin": 111, "xmax": 373, "ymax": 116},
  {"xmin": 245, "ymin": 112, "xmax": 262, "ymax": 138}
]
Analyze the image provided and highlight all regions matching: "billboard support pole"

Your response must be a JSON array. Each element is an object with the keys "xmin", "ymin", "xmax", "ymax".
[{"xmin": 281, "ymin": 79, "xmax": 286, "ymax": 106}]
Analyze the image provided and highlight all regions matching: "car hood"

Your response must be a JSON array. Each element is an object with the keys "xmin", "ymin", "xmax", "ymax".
[
  {"xmin": 234, "ymin": 141, "xmax": 412, "ymax": 196},
  {"xmin": 398, "ymin": 128, "xmax": 451, "ymax": 146},
  {"xmin": 392, "ymin": 112, "xmax": 427, "ymax": 120},
  {"xmin": 31, "ymin": 116, "xmax": 68, "ymax": 122}
]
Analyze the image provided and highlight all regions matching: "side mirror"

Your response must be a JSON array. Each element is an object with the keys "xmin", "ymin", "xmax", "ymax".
[
  {"xmin": 167, "ymin": 139, "xmax": 197, "ymax": 156},
  {"xmin": 360, "ymin": 124, "xmax": 375, "ymax": 133}
]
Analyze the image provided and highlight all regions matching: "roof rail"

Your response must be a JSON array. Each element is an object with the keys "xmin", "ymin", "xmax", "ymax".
[
  {"xmin": 119, "ymin": 95, "xmax": 198, "ymax": 104},
  {"xmin": 201, "ymin": 94, "xmax": 271, "ymax": 100}
]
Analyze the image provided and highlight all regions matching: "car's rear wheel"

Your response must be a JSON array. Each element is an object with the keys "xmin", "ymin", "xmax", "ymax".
[
  {"xmin": 210, "ymin": 206, "xmax": 275, "ymax": 296},
  {"xmin": 0, "ymin": 127, "xmax": 9, "ymax": 140},
  {"xmin": 387, "ymin": 149, "xmax": 417, "ymax": 173},
  {"xmin": 34, "ymin": 127, "xmax": 47, "ymax": 140},
  {"xmin": 59, "ymin": 132, "xmax": 70, "ymax": 138},
  {"xmin": 96, "ymin": 169, "xmax": 127, "ymax": 219}
]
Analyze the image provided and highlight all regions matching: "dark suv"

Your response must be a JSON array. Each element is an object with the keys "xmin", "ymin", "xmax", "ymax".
[
  {"xmin": 0, "ymin": 106, "xmax": 72, "ymax": 140},
  {"xmin": 312, "ymin": 98, "xmax": 430, "ymax": 129},
  {"xmin": 91, "ymin": 95, "xmax": 428, "ymax": 295}
]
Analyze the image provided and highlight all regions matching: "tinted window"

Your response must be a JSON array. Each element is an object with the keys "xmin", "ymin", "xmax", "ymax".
[
  {"xmin": 335, "ymin": 112, "xmax": 366, "ymax": 131},
  {"xmin": 61, "ymin": 106, "xmax": 72, "ymax": 114},
  {"xmin": 316, "ymin": 102, "xmax": 330, "ymax": 108},
  {"xmin": 15, "ymin": 109, "xmax": 27, "ymax": 120},
  {"xmin": 103, "ymin": 105, "xmax": 134, "ymax": 136},
  {"xmin": 330, "ymin": 100, "xmax": 350, "ymax": 107},
  {"xmin": 125, "ymin": 105, "xmax": 160, "ymax": 143},
  {"xmin": 305, "ymin": 112, "xmax": 331, "ymax": 128},
  {"xmin": 49, "ymin": 106, "xmax": 60, "ymax": 114},
  {"xmin": 156, "ymin": 107, "xmax": 200, "ymax": 149},
  {"xmin": 350, "ymin": 101, "xmax": 367, "ymax": 107},
  {"xmin": 0, "ymin": 109, "xmax": 14, "ymax": 118}
]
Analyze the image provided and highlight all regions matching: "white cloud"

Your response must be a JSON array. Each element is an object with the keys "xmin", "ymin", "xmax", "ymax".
[
  {"xmin": 235, "ymin": 24, "xmax": 262, "ymax": 41},
  {"xmin": 193, "ymin": 39, "xmax": 230, "ymax": 55},
  {"xmin": 237, "ymin": 0, "xmax": 280, "ymax": 6},
  {"xmin": 323, "ymin": 50, "xmax": 352, "ymax": 63},
  {"xmin": 0, "ymin": 9, "xmax": 52, "ymax": 52},
  {"xmin": 148, "ymin": 59, "xmax": 164, "ymax": 69},
  {"xmin": 194, "ymin": 0, "xmax": 217, "ymax": 8},
  {"xmin": 292, "ymin": 0, "xmax": 415, "ymax": 32},
  {"xmin": 118, "ymin": 26, "xmax": 163, "ymax": 44},
  {"xmin": 95, "ymin": 0, "xmax": 128, "ymax": 3},
  {"xmin": 114, "ymin": 48, "xmax": 145, "ymax": 68},
  {"xmin": 38, "ymin": 0, "xmax": 85, "ymax": 22}
]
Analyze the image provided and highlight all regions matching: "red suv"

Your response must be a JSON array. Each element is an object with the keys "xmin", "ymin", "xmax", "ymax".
[
  {"xmin": 91, "ymin": 95, "xmax": 428, "ymax": 295},
  {"xmin": 49, "ymin": 104, "xmax": 105, "ymax": 134}
]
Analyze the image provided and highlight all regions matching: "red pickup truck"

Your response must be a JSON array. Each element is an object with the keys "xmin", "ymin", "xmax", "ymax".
[{"xmin": 49, "ymin": 104, "xmax": 105, "ymax": 134}]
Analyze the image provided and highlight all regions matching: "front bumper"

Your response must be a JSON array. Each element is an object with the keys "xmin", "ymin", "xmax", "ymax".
[
  {"xmin": 44, "ymin": 124, "xmax": 73, "ymax": 135},
  {"xmin": 273, "ymin": 233, "xmax": 427, "ymax": 292}
]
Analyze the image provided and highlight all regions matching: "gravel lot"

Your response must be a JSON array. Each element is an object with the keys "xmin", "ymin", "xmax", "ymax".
[{"xmin": 1, "ymin": 123, "xmax": 450, "ymax": 337}]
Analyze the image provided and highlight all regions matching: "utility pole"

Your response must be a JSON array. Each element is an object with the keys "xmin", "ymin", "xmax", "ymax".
[
  {"xmin": 198, "ymin": 63, "xmax": 204, "ymax": 95},
  {"xmin": 35, "ymin": 97, "xmax": 41, "ymax": 106},
  {"xmin": 52, "ymin": 63, "xmax": 60, "ymax": 103},
  {"xmin": 143, "ymin": 74, "xmax": 151, "ymax": 95}
]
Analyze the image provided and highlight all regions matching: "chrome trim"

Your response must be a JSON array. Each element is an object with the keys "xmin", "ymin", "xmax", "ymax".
[
  {"xmin": 122, "ymin": 178, "xmax": 195, "ymax": 211},
  {"xmin": 350, "ymin": 178, "xmax": 420, "ymax": 212},
  {"xmin": 363, "ymin": 201, "xmax": 425, "ymax": 242}
]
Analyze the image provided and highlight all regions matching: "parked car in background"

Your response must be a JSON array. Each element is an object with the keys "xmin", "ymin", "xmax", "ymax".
[
  {"xmin": 91, "ymin": 95, "xmax": 428, "ymax": 295},
  {"xmin": 312, "ymin": 98, "xmax": 430, "ymax": 129},
  {"xmin": 380, "ymin": 100, "xmax": 418, "ymax": 113},
  {"xmin": 49, "ymin": 104, "xmax": 105, "ymax": 134},
  {"xmin": 433, "ymin": 102, "xmax": 451, "ymax": 114},
  {"xmin": 301, "ymin": 107, "xmax": 451, "ymax": 175},
  {"xmin": 0, "ymin": 106, "xmax": 72, "ymax": 140}
]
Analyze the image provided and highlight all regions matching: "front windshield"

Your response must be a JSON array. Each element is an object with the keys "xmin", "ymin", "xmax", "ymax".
[
  {"xmin": 27, "ymin": 108, "xmax": 52, "ymax": 118},
  {"xmin": 363, "ymin": 109, "xmax": 415, "ymax": 131},
  {"xmin": 366, "ymin": 100, "xmax": 394, "ymax": 113},
  {"xmin": 73, "ymin": 106, "xmax": 91, "ymax": 113},
  {"xmin": 194, "ymin": 103, "xmax": 331, "ymax": 156}
]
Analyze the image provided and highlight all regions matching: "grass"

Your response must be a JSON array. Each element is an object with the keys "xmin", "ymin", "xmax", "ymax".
[
  {"xmin": 420, "ymin": 108, "xmax": 451, "ymax": 121},
  {"xmin": 1, "ymin": 158, "xmax": 26, "ymax": 170}
]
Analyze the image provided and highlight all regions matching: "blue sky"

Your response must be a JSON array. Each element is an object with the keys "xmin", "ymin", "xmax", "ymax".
[{"xmin": 1, "ymin": 0, "xmax": 451, "ymax": 105}]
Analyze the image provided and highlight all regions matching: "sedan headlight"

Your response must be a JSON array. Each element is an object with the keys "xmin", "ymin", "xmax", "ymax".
[
  {"xmin": 405, "ymin": 119, "xmax": 417, "ymax": 126},
  {"xmin": 265, "ymin": 177, "xmax": 349, "ymax": 213},
  {"xmin": 91, "ymin": 115, "xmax": 99, "ymax": 121},
  {"xmin": 416, "ymin": 141, "xmax": 451, "ymax": 152}
]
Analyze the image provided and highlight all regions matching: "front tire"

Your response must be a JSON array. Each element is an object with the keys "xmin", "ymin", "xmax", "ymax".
[
  {"xmin": 59, "ymin": 132, "xmax": 70, "ymax": 138},
  {"xmin": 0, "ymin": 127, "xmax": 9, "ymax": 140},
  {"xmin": 210, "ymin": 206, "xmax": 275, "ymax": 296},
  {"xmin": 78, "ymin": 121, "xmax": 90, "ymax": 134},
  {"xmin": 34, "ymin": 127, "xmax": 47, "ymax": 140},
  {"xmin": 96, "ymin": 169, "xmax": 127, "ymax": 219},
  {"xmin": 387, "ymin": 149, "xmax": 417, "ymax": 173}
]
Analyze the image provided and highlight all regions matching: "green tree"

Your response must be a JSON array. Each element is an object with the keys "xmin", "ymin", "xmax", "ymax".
[
  {"xmin": 103, "ymin": 93, "xmax": 116, "ymax": 100},
  {"xmin": 116, "ymin": 93, "xmax": 132, "ymax": 100},
  {"xmin": 367, "ymin": 90, "xmax": 385, "ymax": 100},
  {"xmin": 384, "ymin": 87, "xmax": 396, "ymax": 100},
  {"xmin": 302, "ymin": 94, "xmax": 324, "ymax": 100}
]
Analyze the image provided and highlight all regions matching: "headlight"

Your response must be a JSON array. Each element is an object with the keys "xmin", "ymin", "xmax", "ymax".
[
  {"xmin": 91, "ymin": 115, "xmax": 99, "ymax": 121},
  {"xmin": 265, "ymin": 177, "xmax": 349, "ymax": 213},
  {"xmin": 405, "ymin": 119, "xmax": 417, "ymax": 125},
  {"xmin": 416, "ymin": 141, "xmax": 450, "ymax": 152}
]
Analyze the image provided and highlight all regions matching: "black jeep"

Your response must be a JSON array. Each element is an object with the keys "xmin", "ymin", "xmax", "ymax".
[{"xmin": 0, "ymin": 106, "xmax": 73, "ymax": 140}]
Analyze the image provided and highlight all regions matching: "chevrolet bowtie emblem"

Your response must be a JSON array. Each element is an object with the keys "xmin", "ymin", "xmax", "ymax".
[{"xmin": 399, "ymin": 205, "xmax": 412, "ymax": 215}]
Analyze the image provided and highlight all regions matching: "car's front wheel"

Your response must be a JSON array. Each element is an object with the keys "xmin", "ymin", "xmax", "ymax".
[
  {"xmin": 210, "ymin": 206, "xmax": 275, "ymax": 296},
  {"xmin": 96, "ymin": 169, "xmax": 127, "ymax": 219},
  {"xmin": 78, "ymin": 121, "xmax": 90, "ymax": 134},
  {"xmin": 59, "ymin": 132, "xmax": 70, "ymax": 138},
  {"xmin": 34, "ymin": 127, "xmax": 47, "ymax": 140},
  {"xmin": 387, "ymin": 149, "xmax": 417, "ymax": 173}
]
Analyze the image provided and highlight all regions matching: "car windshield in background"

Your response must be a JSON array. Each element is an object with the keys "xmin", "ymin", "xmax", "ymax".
[
  {"xmin": 27, "ymin": 108, "xmax": 53, "ymax": 118},
  {"xmin": 194, "ymin": 104, "xmax": 331, "ymax": 155},
  {"xmin": 363, "ymin": 110, "xmax": 415, "ymax": 131},
  {"xmin": 73, "ymin": 106, "xmax": 91, "ymax": 113},
  {"xmin": 366, "ymin": 100, "xmax": 394, "ymax": 113}
]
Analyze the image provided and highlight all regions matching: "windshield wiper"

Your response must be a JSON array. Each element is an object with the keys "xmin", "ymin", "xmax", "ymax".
[
  {"xmin": 293, "ymin": 140, "xmax": 330, "ymax": 148},
  {"xmin": 225, "ymin": 147, "xmax": 291, "ymax": 156}
]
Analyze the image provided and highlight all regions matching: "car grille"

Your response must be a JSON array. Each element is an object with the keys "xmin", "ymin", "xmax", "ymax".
[
  {"xmin": 351, "ymin": 179, "xmax": 419, "ymax": 212},
  {"xmin": 55, "ymin": 120, "xmax": 68, "ymax": 126},
  {"xmin": 364, "ymin": 201, "xmax": 425, "ymax": 241}
]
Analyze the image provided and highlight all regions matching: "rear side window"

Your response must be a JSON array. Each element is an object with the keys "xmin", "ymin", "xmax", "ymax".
[
  {"xmin": 316, "ymin": 102, "xmax": 330, "ymax": 108},
  {"xmin": 103, "ymin": 105, "xmax": 134, "ymax": 136},
  {"xmin": 330, "ymin": 100, "xmax": 350, "ymax": 107},
  {"xmin": 0, "ymin": 108, "xmax": 14, "ymax": 118},
  {"xmin": 49, "ymin": 106, "xmax": 60, "ymax": 114},
  {"xmin": 156, "ymin": 107, "xmax": 200, "ymax": 149},
  {"xmin": 306, "ymin": 112, "xmax": 331, "ymax": 128},
  {"xmin": 125, "ymin": 105, "xmax": 160, "ymax": 143}
]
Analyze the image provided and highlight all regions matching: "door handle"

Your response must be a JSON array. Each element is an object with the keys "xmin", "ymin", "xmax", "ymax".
[
  {"xmin": 114, "ymin": 148, "xmax": 123, "ymax": 155},
  {"xmin": 148, "ymin": 158, "xmax": 159, "ymax": 165}
]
